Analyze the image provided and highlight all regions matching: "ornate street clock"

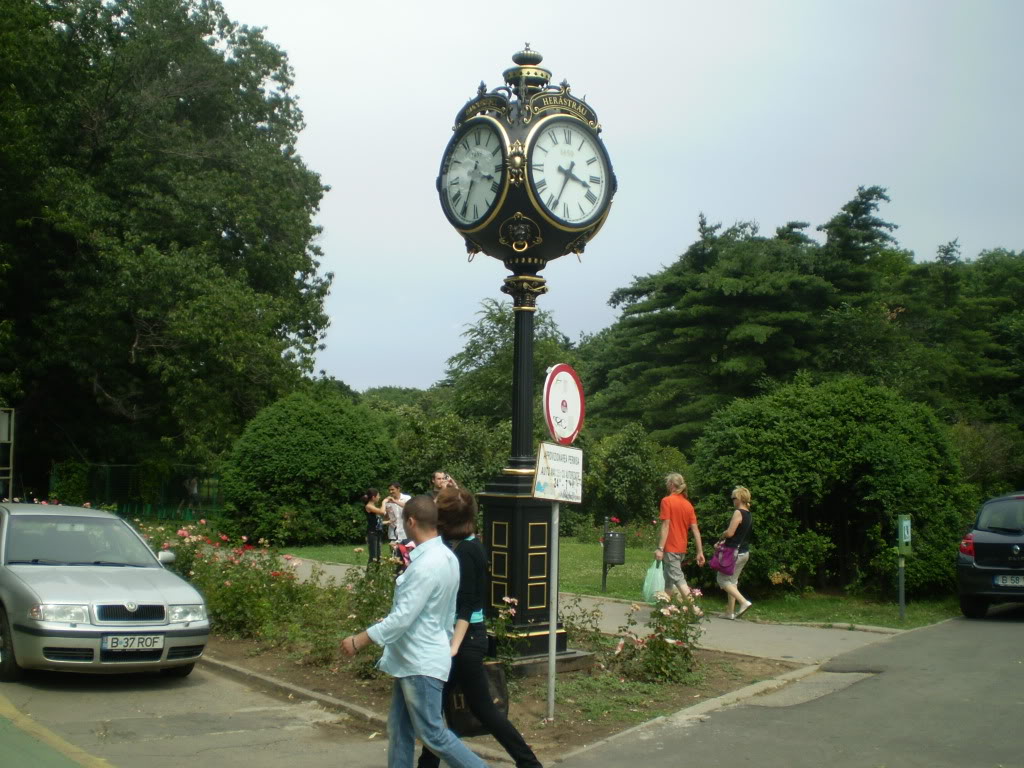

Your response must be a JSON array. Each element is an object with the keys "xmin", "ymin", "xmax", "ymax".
[
  {"xmin": 439, "ymin": 117, "xmax": 508, "ymax": 231},
  {"xmin": 526, "ymin": 115, "xmax": 613, "ymax": 229},
  {"xmin": 436, "ymin": 46, "xmax": 617, "ymax": 274},
  {"xmin": 437, "ymin": 47, "xmax": 617, "ymax": 657}
]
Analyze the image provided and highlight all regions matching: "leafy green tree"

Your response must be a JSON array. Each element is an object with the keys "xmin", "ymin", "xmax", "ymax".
[
  {"xmin": 442, "ymin": 298, "xmax": 577, "ymax": 427},
  {"xmin": 368, "ymin": 402, "xmax": 511, "ymax": 496},
  {"xmin": 690, "ymin": 374, "xmax": 973, "ymax": 596},
  {"xmin": 585, "ymin": 217, "xmax": 834, "ymax": 448},
  {"xmin": 582, "ymin": 422, "xmax": 686, "ymax": 526},
  {"xmin": 948, "ymin": 421, "xmax": 1024, "ymax": 501},
  {"xmin": 816, "ymin": 185, "xmax": 898, "ymax": 302},
  {"xmin": 221, "ymin": 391, "xmax": 395, "ymax": 545},
  {"xmin": 362, "ymin": 386, "xmax": 428, "ymax": 409},
  {"xmin": 0, "ymin": 0, "xmax": 330, "ymax": 489}
]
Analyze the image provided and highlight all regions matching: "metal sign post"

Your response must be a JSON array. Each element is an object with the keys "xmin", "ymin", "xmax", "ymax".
[
  {"xmin": 536, "ymin": 363, "xmax": 585, "ymax": 722},
  {"xmin": 896, "ymin": 515, "xmax": 912, "ymax": 621},
  {"xmin": 0, "ymin": 408, "xmax": 13, "ymax": 500},
  {"xmin": 534, "ymin": 440, "xmax": 582, "ymax": 721}
]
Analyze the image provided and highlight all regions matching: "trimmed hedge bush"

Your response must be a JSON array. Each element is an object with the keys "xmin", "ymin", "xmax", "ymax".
[
  {"xmin": 221, "ymin": 391, "xmax": 396, "ymax": 545},
  {"xmin": 690, "ymin": 374, "xmax": 974, "ymax": 596}
]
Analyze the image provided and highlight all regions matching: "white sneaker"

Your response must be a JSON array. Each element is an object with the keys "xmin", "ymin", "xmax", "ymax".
[
  {"xmin": 736, "ymin": 601, "xmax": 753, "ymax": 618},
  {"xmin": 722, "ymin": 612, "xmax": 735, "ymax": 620}
]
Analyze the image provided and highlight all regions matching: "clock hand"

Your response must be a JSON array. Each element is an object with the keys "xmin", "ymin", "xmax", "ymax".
[
  {"xmin": 460, "ymin": 161, "xmax": 481, "ymax": 216},
  {"xmin": 558, "ymin": 164, "xmax": 590, "ymax": 188},
  {"xmin": 553, "ymin": 161, "xmax": 575, "ymax": 206}
]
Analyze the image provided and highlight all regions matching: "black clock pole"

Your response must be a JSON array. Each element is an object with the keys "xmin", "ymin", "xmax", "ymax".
[
  {"xmin": 502, "ymin": 274, "xmax": 546, "ymax": 468},
  {"xmin": 436, "ymin": 46, "xmax": 616, "ymax": 657}
]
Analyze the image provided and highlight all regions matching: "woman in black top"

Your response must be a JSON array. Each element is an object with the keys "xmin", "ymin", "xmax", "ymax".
[
  {"xmin": 361, "ymin": 488, "xmax": 386, "ymax": 564},
  {"xmin": 417, "ymin": 488, "xmax": 542, "ymax": 768},
  {"xmin": 715, "ymin": 485, "xmax": 754, "ymax": 619}
]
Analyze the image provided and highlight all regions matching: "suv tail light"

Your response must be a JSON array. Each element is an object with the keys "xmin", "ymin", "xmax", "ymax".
[{"xmin": 959, "ymin": 532, "xmax": 975, "ymax": 557}]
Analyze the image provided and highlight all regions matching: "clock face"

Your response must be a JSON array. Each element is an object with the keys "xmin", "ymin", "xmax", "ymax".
[
  {"xmin": 439, "ymin": 120, "xmax": 506, "ymax": 229},
  {"xmin": 528, "ymin": 118, "xmax": 610, "ymax": 228}
]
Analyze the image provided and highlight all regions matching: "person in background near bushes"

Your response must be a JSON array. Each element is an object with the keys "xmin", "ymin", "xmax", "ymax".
[
  {"xmin": 716, "ymin": 485, "xmax": 754, "ymax": 620},
  {"xmin": 417, "ymin": 488, "xmax": 543, "ymax": 768},
  {"xmin": 362, "ymin": 488, "xmax": 387, "ymax": 564},
  {"xmin": 341, "ymin": 496, "xmax": 490, "ymax": 768},
  {"xmin": 386, "ymin": 482, "xmax": 412, "ymax": 546},
  {"xmin": 430, "ymin": 470, "xmax": 457, "ymax": 497},
  {"xmin": 654, "ymin": 472, "xmax": 705, "ymax": 615}
]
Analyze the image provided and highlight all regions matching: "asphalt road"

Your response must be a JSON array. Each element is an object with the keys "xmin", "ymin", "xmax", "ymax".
[
  {"xmin": 557, "ymin": 605, "xmax": 1024, "ymax": 768},
  {"xmin": 1, "ymin": 607, "xmax": 1020, "ymax": 768},
  {"xmin": 0, "ymin": 665, "xmax": 386, "ymax": 767}
]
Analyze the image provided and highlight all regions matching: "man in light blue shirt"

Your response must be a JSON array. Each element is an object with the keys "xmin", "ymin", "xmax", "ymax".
[{"xmin": 342, "ymin": 495, "xmax": 489, "ymax": 768}]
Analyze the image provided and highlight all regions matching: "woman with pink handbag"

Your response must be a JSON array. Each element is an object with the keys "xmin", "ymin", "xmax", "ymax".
[{"xmin": 714, "ymin": 486, "xmax": 754, "ymax": 620}]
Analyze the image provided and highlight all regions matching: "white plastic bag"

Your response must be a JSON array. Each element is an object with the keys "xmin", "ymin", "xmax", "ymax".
[{"xmin": 642, "ymin": 559, "xmax": 665, "ymax": 604}]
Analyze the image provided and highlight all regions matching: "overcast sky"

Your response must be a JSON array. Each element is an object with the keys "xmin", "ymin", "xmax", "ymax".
[{"xmin": 219, "ymin": 0, "xmax": 1022, "ymax": 392}]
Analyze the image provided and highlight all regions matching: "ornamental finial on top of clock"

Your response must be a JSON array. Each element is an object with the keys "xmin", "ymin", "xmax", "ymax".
[{"xmin": 503, "ymin": 44, "xmax": 551, "ymax": 99}]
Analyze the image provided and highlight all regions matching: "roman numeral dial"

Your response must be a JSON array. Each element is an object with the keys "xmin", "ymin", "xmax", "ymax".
[
  {"xmin": 438, "ymin": 119, "xmax": 507, "ymax": 228},
  {"xmin": 527, "ymin": 117, "xmax": 610, "ymax": 227}
]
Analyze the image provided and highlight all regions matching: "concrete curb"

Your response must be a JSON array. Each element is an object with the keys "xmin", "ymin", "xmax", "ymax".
[
  {"xmin": 550, "ymin": 664, "xmax": 820, "ymax": 764},
  {"xmin": 201, "ymin": 651, "xmax": 819, "ymax": 767},
  {"xmin": 199, "ymin": 655, "xmax": 386, "ymax": 728},
  {"xmin": 198, "ymin": 655, "xmax": 513, "ymax": 765}
]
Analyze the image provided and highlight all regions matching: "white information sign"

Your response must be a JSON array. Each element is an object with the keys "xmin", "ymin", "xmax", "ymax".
[{"xmin": 533, "ymin": 442, "xmax": 583, "ymax": 503}]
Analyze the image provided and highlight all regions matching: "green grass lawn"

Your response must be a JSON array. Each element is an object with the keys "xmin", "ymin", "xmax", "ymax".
[{"xmin": 287, "ymin": 539, "xmax": 959, "ymax": 629}]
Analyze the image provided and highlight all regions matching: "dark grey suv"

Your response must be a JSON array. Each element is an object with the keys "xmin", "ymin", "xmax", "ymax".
[{"xmin": 957, "ymin": 492, "xmax": 1024, "ymax": 618}]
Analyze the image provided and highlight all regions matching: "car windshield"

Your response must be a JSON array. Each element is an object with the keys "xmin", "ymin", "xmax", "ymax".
[
  {"xmin": 4, "ymin": 515, "xmax": 159, "ymax": 567},
  {"xmin": 978, "ymin": 499, "xmax": 1024, "ymax": 534}
]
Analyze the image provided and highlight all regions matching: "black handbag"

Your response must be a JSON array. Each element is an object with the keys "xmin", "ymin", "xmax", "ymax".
[{"xmin": 442, "ymin": 661, "xmax": 509, "ymax": 737}]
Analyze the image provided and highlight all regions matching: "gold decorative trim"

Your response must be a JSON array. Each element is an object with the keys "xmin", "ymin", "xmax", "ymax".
[
  {"xmin": 528, "ymin": 521, "xmax": 548, "ymax": 549},
  {"xmin": 491, "ymin": 550, "xmax": 508, "ymax": 579},
  {"xmin": 507, "ymin": 139, "xmax": 526, "ymax": 186},
  {"xmin": 501, "ymin": 468, "xmax": 536, "ymax": 476},
  {"xmin": 491, "ymin": 520, "xmax": 509, "ymax": 549},
  {"xmin": 503, "ymin": 628, "xmax": 567, "ymax": 639},
  {"xmin": 527, "ymin": 582, "xmax": 547, "ymax": 610},
  {"xmin": 491, "ymin": 580, "xmax": 508, "ymax": 608},
  {"xmin": 497, "ymin": 212, "xmax": 543, "ymax": 254},
  {"xmin": 528, "ymin": 551, "xmax": 547, "ymax": 579}
]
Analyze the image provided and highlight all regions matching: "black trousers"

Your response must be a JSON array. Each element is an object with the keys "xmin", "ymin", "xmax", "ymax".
[
  {"xmin": 366, "ymin": 529, "xmax": 382, "ymax": 563},
  {"xmin": 417, "ymin": 623, "xmax": 542, "ymax": 768}
]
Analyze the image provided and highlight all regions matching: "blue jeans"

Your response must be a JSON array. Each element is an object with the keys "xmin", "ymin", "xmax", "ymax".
[{"xmin": 388, "ymin": 675, "xmax": 489, "ymax": 768}]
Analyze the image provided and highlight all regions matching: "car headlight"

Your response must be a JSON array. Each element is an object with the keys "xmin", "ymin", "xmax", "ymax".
[
  {"xmin": 168, "ymin": 604, "xmax": 207, "ymax": 623},
  {"xmin": 30, "ymin": 604, "xmax": 90, "ymax": 623}
]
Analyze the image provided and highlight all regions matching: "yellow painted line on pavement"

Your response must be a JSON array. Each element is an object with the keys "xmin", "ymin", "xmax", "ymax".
[{"xmin": 0, "ymin": 691, "xmax": 115, "ymax": 768}]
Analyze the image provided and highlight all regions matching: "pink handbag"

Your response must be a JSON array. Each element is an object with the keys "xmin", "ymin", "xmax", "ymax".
[{"xmin": 709, "ymin": 545, "xmax": 737, "ymax": 575}]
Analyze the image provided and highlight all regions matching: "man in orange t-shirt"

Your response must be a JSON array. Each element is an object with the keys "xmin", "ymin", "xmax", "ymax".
[{"xmin": 655, "ymin": 473, "xmax": 705, "ymax": 609}]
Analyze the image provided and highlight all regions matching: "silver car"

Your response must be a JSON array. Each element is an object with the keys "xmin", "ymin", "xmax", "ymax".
[{"xmin": 0, "ymin": 503, "xmax": 209, "ymax": 679}]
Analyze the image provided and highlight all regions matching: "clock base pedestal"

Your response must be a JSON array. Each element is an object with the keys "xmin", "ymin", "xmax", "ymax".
[{"xmin": 479, "ymin": 470, "xmax": 566, "ymax": 658}]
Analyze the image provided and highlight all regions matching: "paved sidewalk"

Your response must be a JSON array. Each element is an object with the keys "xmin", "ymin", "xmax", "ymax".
[
  {"xmin": 200, "ymin": 557, "xmax": 907, "ymax": 766},
  {"xmin": 292, "ymin": 558, "xmax": 898, "ymax": 664}
]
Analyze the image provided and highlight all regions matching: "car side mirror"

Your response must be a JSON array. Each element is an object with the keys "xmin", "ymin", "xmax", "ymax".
[{"xmin": 157, "ymin": 550, "xmax": 176, "ymax": 565}]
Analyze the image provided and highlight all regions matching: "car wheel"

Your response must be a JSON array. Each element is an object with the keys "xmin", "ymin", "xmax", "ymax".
[
  {"xmin": 959, "ymin": 595, "xmax": 989, "ymax": 619},
  {"xmin": 161, "ymin": 663, "xmax": 195, "ymax": 678},
  {"xmin": 0, "ymin": 606, "xmax": 25, "ymax": 682}
]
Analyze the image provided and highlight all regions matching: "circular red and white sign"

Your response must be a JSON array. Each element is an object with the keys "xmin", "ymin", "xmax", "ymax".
[{"xmin": 543, "ymin": 363, "xmax": 585, "ymax": 445}]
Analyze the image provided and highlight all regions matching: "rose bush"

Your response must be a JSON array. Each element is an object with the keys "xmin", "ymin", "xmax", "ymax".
[
  {"xmin": 135, "ymin": 519, "xmax": 395, "ymax": 671},
  {"xmin": 612, "ymin": 590, "xmax": 704, "ymax": 683}
]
